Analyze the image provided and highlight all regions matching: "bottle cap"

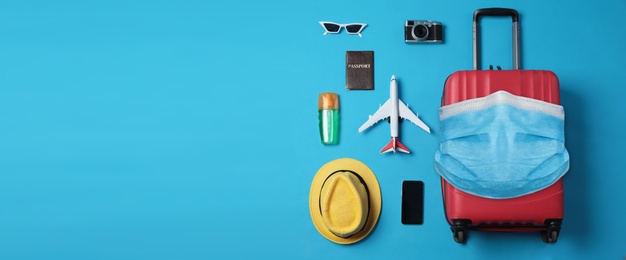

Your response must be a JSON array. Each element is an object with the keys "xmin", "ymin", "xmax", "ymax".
[{"xmin": 318, "ymin": 92, "xmax": 339, "ymax": 110}]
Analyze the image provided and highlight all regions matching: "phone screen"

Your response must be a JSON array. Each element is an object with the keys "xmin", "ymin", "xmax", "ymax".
[{"xmin": 402, "ymin": 180, "xmax": 424, "ymax": 225}]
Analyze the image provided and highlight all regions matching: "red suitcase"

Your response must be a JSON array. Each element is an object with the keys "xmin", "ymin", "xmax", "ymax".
[{"xmin": 441, "ymin": 8, "xmax": 564, "ymax": 244}]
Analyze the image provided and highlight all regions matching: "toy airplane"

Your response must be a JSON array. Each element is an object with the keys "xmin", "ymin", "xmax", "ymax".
[{"xmin": 358, "ymin": 75, "xmax": 430, "ymax": 153}]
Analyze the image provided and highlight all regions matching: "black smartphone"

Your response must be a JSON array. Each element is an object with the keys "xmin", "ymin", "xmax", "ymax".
[{"xmin": 402, "ymin": 180, "xmax": 424, "ymax": 225}]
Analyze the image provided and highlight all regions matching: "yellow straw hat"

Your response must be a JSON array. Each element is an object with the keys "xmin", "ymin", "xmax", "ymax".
[{"xmin": 309, "ymin": 158, "xmax": 382, "ymax": 244}]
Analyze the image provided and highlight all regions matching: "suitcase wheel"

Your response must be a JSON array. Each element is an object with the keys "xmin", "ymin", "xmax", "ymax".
[
  {"xmin": 450, "ymin": 219, "xmax": 470, "ymax": 244},
  {"xmin": 541, "ymin": 219, "xmax": 562, "ymax": 243},
  {"xmin": 453, "ymin": 229, "xmax": 466, "ymax": 243},
  {"xmin": 541, "ymin": 230, "xmax": 559, "ymax": 243}
]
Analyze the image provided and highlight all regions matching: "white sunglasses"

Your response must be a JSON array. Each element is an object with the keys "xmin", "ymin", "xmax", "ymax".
[{"xmin": 319, "ymin": 21, "xmax": 367, "ymax": 37}]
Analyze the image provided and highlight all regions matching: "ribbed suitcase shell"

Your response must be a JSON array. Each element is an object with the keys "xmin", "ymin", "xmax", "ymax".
[{"xmin": 442, "ymin": 69, "xmax": 564, "ymax": 232}]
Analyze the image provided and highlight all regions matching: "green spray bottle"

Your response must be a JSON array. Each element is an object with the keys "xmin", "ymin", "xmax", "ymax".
[{"xmin": 318, "ymin": 93, "xmax": 339, "ymax": 145}]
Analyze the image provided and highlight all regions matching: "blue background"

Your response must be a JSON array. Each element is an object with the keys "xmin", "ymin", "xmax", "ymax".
[{"xmin": 1, "ymin": 0, "xmax": 625, "ymax": 259}]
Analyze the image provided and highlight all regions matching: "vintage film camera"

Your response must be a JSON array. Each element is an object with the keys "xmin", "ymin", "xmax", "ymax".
[{"xmin": 405, "ymin": 20, "xmax": 443, "ymax": 43}]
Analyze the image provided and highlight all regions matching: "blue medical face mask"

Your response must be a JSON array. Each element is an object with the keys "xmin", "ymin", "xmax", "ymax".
[{"xmin": 434, "ymin": 91, "xmax": 569, "ymax": 199}]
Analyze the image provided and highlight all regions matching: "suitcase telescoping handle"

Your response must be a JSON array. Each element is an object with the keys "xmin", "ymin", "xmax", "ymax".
[{"xmin": 472, "ymin": 8, "xmax": 520, "ymax": 70}]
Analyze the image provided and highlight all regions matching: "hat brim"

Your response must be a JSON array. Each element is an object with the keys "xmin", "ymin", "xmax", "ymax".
[{"xmin": 309, "ymin": 158, "xmax": 381, "ymax": 244}]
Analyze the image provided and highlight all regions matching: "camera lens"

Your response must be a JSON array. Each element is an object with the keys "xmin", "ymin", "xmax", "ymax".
[{"xmin": 412, "ymin": 24, "xmax": 429, "ymax": 41}]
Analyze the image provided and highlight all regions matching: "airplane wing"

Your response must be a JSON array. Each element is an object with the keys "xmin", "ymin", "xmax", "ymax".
[
  {"xmin": 358, "ymin": 99, "xmax": 392, "ymax": 133},
  {"xmin": 398, "ymin": 100, "xmax": 431, "ymax": 133}
]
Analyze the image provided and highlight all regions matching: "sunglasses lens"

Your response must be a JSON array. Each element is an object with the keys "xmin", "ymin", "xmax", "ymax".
[
  {"xmin": 323, "ymin": 23, "xmax": 341, "ymax": 33},
  {"xmin": 345, "ymin": 24, "xmax": 363, "ymax": 33}
]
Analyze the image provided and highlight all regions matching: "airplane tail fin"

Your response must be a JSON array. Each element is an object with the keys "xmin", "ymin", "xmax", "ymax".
[{"xmin": 380, "ymin": 137, "xmax": 410, "ymax": 154}]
